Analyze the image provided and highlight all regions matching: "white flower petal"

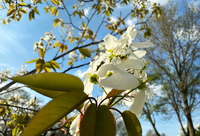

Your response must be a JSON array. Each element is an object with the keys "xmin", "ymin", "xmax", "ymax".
[
  {"xmin": 97, "ymin": 64, "xmax": 126, "ymax": 78},
  {"xmin": 119, "ymin": 32, "xmax": 130, "ymax": 47},
  {"xmin": 118, "ymin": 58, "xmax": 144, "ymax": 69},
  {"xmin": 128, "ymin": 26, "xmax": 137, "ymax": 40},
  {"xmin": 103, "ymin": 34, "xmax": 119, "ymax": 50},
  {"xmin": 130, "ymin": 42, "xmax": 154, "ymax": 49},
  {"xmin": 119, "ymin": 25, "xmax": 137, "ymax": 47},
  {"xmin": 69, "ymin": 115, "xmax": 80, "ymax": 136},
  {"xmin": 84, "ymin": 79, "xmax": 93, "ymax": 96},
  {"xmin": 133, "ymin": 50, "xmax": 146, "ymax": 58},
  {"xmin": 122, "ymin": 98, "xmax": 134, "ymax": 106},
  {"xmin": 129, "ymin": 90, "xmax": 146, "ymax": 118},
  {"xmin": 99, "ymin": 72, "xmax": 139, "ymax": 90}
]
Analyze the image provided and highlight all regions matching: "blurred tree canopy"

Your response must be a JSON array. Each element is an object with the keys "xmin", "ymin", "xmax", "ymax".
[{"xmin": 138, "ymin": 1, "xmax": 200, "ymax": 136}]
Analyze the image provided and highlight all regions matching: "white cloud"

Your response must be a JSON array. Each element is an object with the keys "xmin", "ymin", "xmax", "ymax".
[
  {"xmin": 149, "ymin": 0, "xmax": 168, "ymax": 5},
  {"xmin": 84, "ymin": 8, "xmax": 90, "ymax": 16},
  {"xmin": 110, "ymin": 16, "xmax": 117, "ymax": 23},
  {"xmin": 188, "ymin": 0, "xmax": 200, "ymax": 6},
  {"xmin": 126, "ymin": 18, "xmax": 137, "ymax": 26},
  {"xmin": 150, "ymin": 84, "xmax": 164, "ymax": 97},
  {"xmin": 75, "ymin": 69, "xmax": 87, "ymax": 79}
]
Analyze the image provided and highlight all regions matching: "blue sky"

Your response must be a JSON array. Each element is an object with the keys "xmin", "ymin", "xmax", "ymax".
[{"xmin": 0, "ymin": 0, "xmax": 200, "ymax": 135}]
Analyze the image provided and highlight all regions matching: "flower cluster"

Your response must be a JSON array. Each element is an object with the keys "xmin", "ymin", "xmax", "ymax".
[
  {"xmin": 70, "ymin": 25, "xmax": 154, "ymax": 135},
  {"xmin": 84, "ymin": 25, "xmax": 153, "ymax": 94},
  {"xmin": 33, "ymin": 31, "xmax": 56, "ymax": 53},
  {"xmin": 0, "ymin": 69, "xmax": 10, "ymax": 83}
]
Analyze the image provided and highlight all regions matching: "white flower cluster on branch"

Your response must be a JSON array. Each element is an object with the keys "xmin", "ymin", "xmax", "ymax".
[{"xmin": 70, "ymin": 25, "xmax": 154, "ymax": 136}]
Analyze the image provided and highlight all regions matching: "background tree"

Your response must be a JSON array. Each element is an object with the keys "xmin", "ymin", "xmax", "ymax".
[
  {"xmin": 0, "ymin": 89, "xmax": 41, "ymax": 136},
  {"xmin": 138, "ymin": 1, "xmax": 200, "ymax": 136},
  {"xmin": 145, "ymin": 129, "xmax": 165, "ymax": 136}
]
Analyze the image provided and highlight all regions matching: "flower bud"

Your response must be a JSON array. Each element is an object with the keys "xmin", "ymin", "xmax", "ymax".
[
  {"xmin": 89, "ymin": 74, "xmax": 99, "ymax": 84},
  {"xmin": 106, "ymin": 71, "xmax": 113, "ymax": 77}
]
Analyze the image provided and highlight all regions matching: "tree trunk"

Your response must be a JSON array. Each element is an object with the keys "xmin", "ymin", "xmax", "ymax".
[
  {"xmin": 181, "ymin": 91, "xmax": 195, "ymax": 136},
  {"xmin": 175, "ymin": 110, "xmax": 187, "ymax": 136},
  {"xmin": 143, "ymin": 105, "xmax": 161, "ymax": 136}
]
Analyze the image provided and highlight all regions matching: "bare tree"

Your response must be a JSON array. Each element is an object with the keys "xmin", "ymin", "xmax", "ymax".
[{"xmin": 138, "ymin": 1, "xmax": 200, "ymax": 136}]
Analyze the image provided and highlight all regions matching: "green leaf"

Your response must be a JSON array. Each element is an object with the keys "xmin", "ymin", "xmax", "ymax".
[
  {"xmin": 49, "ymin": 60, "xmax": 61, "ymax": 69},
  {"xmin": 21, "ymin": 91, "xmax": 88, "ymax": 136},
  {"xmin": 50, "ymin": 7, "xmax": 56, "ymax": 15},
  {"xmin": 11, "ymin": 73, "xmax": 84, "ymax": 92},
  {"xmin": 33, "ymin": 7, "xmax": 40, "ymax": 15},
  {"xmin": 12, "ymin": 125, "xmax": 21, "ymax": 136},
  {"xmin": 80, "ymin": 105, "xmax": 116, "ymax": 136},
  {"xmin": 19, "ymin": 8, "xmax": 27, "ymax": 13},
  {"xmin": 80, "ymin": 103, "xmax": 97, "ymax": 136},
  {"xmin": 106, "ymin": 89, "xmax": 125, "ymax": 98},
  {"xmin": 44, "ymin": 67, "xmax": 51, "ymax": 73},
  {"xmin": 27, "ymin": 86, "xmax": 66, "ymax": 98},
  {"xmin": 38, "ymin": 47, "xmax": 45, "ymax": 58},
  {"xmin": 131, "ymin": 13, "xmax": 135, "ymax": 19},
  {"xmin": 36, "ymin": 59, "xmax": 45, "ymax": 73},
  {"xmin": 55, "ymin": 9, "xmax": 59, "ymax": 17},
  {"xmin": 80, "ymin": 104, "xmax": 116, "ymax": 136},
  {"xmin": 29, "ymin": 11, "xmax": 33, "ymax": 21},
  {"xmin": 78, "ymin": 48, "xmax": 91, "ymax": 57},
  {"xmin": 7, "ymin": 9, "xmax": 14, "ymax": 16},
  {"xmin": 51, "ymin": 0, "xmax": 58, "ymax": 5},
  {"xmin": 25, "ymin": 58, "xmax": 38, "ymax": 63},
  {"xmin": 53, "ymin": 18, "xmax": 60, "ymax": 28},
  {"xmin": 121, "ymin": 110, "xmax": 142, "ymax": 136},
  {"xmin": 18, "ymin": 10, "xmax": 22, "ymax": 18},
  {"xmin": 0, "ymin": 108, "xmax": 6, "ymax": 116},
  {"xmin": 95, "ymin": 105, "xmax": 116, "ymax": 136},
  {"xmin": 82, "ymin": 21, "xmax": 86, "ymax": 28},
  {"xmin": 19, "ymin": 2, "xmax": 26, "ymax": 6}
]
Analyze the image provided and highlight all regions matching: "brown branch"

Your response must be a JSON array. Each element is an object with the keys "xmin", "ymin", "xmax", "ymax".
[
  {"xmin": 62, "ymin": 62, "xmax": 90, "ymax": 73},
  {"xmin": 0, "ymin": 104, "xmax": 38, "ymax": 112}
]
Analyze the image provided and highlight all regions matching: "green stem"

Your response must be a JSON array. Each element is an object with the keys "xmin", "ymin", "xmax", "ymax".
[
  {"xmin": 106, "ymin": 96, "xmax": 117, "ymax": 106},
  {"xmin": 108, "ymin": 89, "xmax": 134, "ymax": 108}
]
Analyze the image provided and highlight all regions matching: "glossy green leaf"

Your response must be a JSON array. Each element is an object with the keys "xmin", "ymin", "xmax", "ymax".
[
  {"xmin": 80, "ymin": 103, "xmax": 97, "ymax": 136},
  {"xmin": 53, "ymin": 18, "xmax": 60, "ymax": 28},
  {"xmin": 38, "ymin": 47, "xmax": 45, "ymax": 58},
  {"xmin": 19, "ymin": 8, "xmax": 27, "ymax": 13},
  {"xmin": 78, "ymin": 48, "xmax": 91, "ymax": 57},
  {"xmin": 21, "ymin": 91, "xmax": 88, "ymax": 136},
  {"xmin": 25, "ymin": 58, "xmax": 38, "ymax": 63},
  {"xmin": 18, "ymin": 10, "xmax": 22, "ymax": 18},
  {"xmin": 94, "ymin": 105, "xmax": 116, "ymax": 136},
  {"xmin": 29, "ymin": 11, "xmax": 33, "ymax": 21},
  {"xmin": 51, "ymin": 0, "xmax": 58, "ymax": 5},
  {"xmin": 50, "ymin": 7, "xmax": 56, "ymax": 15},
  {"xmin": 82, "ymin": 22, "xmax": 86, "ymax": 28},
  {"xmin": 28, "ymin": 86, "xmax": 66, "ymax": 98},
  {"xmin": 36, "ymin": 59, "xmax": 45, "ymax": 73},
  {"xmin": 121, "ymin": 110, "xmax": 142, "ymax": 136},
  {"xmin": 55, "ymin": 9, "xmax": 59, "ymax": 17},
  {"xmin": 0, "ymin": 108, "xmax": 6, "ymax": 116},
  {"xmin": 44, "ymin": 67, "xmax": 51, "ymax": 73},
  {"xmin": 49, "ymin": 60, "xmax": 61, "ymax": 69},
  {"xmin": 7, "ymin": 9, "xmax": 14, "ymax": 16},
  {"xmin": 11, "ymin": 73, "xmax": 84, "ymax": 92},
  {"xmin": 19, "ymin": 2, "xmax": 26, "ymax": 6},
  {"xmin": 33, "ymin": 7, "xmax": 40, "ymax": 15},
  {"xmin": 12, "ymin": 125, "xmax": 23, "ymax": 136},
  {"xmin": 80, "ymin": 105, "xmax": 115, "ymax": 136}
]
